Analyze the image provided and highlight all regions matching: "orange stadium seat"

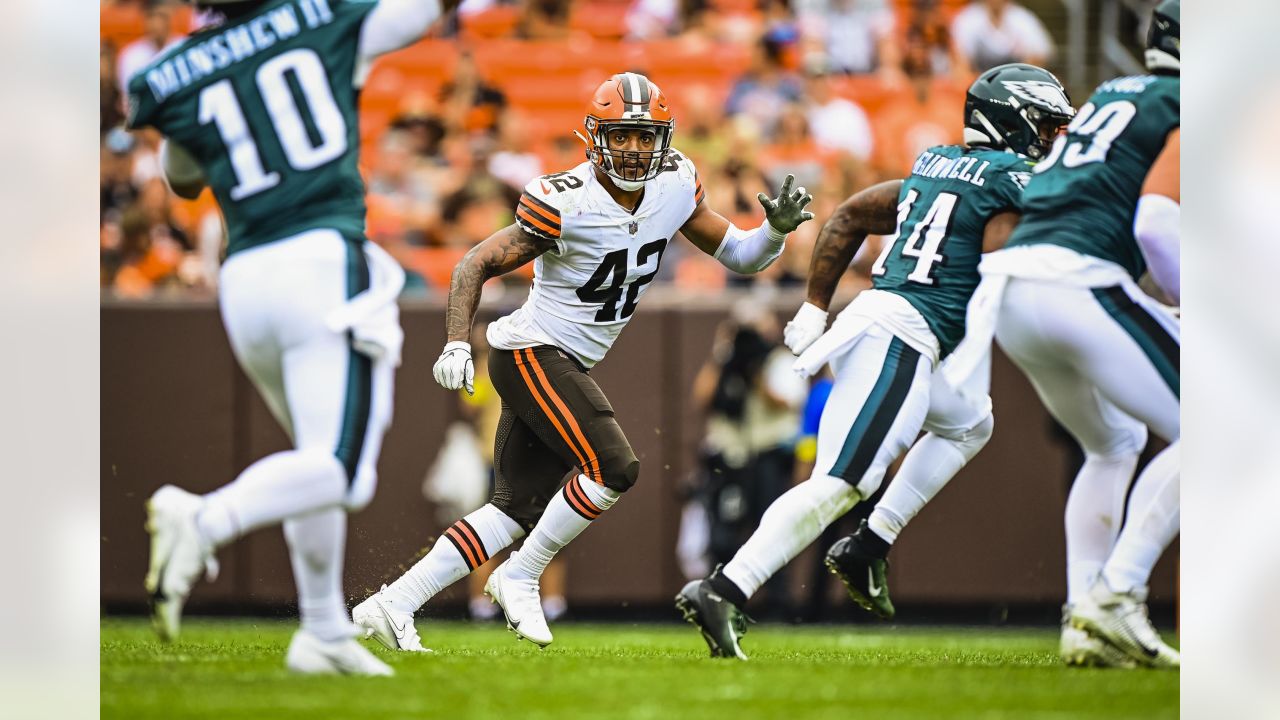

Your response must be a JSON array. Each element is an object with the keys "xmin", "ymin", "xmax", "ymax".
[{"xmin": 458, "ymin": 6, "xmax": 521, "ymax": 39}]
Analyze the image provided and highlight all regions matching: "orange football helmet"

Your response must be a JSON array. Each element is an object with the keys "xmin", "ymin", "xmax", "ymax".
[{"xmin": 575, "ymin": 72, "xmax": 675, "ymax": 188}]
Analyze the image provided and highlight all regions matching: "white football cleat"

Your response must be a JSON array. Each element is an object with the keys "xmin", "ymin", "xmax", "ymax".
[
  {"xmin": 1060, "ymin": 615, "xmax": 1136, "ymax": 669},
  {"xmin": 352, "ymin": 586, "xmax": 431, "ymax": 653},
  {"xmin": 285, "ymin": 629, "xmax": 394, "ymax": 676},
  {"xmin": 1071, "ymin": 581, "xmax": 1180, "ymax": 669},
  {"xmin": 485, "ymin": 558, "xmax": 553, "ymax": 647},
  {"xmin": 145, "ymin": 485, "xmax": 219, "ymax": 642}
]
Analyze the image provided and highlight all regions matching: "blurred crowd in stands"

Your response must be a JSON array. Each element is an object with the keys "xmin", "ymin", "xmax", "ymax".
[{"xmin": 101, "ymin": 0, "xmax": 1058, "ymax": 298}]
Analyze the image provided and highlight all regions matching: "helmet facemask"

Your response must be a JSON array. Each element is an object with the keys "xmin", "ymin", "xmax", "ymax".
[{"xmin": 580, "ymin": 117, "xmax": 674, "ymax": 191}]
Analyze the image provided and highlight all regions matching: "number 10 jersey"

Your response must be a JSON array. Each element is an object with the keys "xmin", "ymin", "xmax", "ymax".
[
  {"xmin": 488, "ymin": 154, "xmax": 703, "ymax": 368},
  {"xmin": 126, "ymin": 0, "xmax": 377, "ymax": 257}
]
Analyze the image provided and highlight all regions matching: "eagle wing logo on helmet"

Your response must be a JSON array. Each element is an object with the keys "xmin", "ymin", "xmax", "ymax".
[{"xmin": 1001, "ymin": 80, "xmax": 1073, "ymax": 115}]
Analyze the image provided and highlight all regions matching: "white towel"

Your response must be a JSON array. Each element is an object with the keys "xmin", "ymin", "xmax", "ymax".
[
  {"xmin": 793, "ymin": 311, "xmax": 875, "ymax": 378},
  {"xmin": 942, "ymin": 245, "xmax": 1133, "ymax": 387},
  {"xmin": 325, "ymin": 242, "xmax": 407, "ymax": 366}
]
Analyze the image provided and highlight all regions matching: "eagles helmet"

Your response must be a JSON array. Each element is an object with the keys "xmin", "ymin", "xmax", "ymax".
[
  {"xmin": 1145, "ymin": 0, "xmax": 1180, "ymax": 73},
  {"xmin": 963, "ymin": 63, "xmax": 1075, "ymax": 161}
]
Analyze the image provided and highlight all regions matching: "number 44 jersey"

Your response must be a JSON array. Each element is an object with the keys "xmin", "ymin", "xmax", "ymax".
[
  {"xmin": 487, "ymin": 152, "xmax": 704, "ymax": 368},
  {"xmin": 127, "ymin": 0, "xmax": 376, "ymax": 257},
  {"xmin": 870, "ymin": 145, "xmax": 1032, "ymax": 358}
]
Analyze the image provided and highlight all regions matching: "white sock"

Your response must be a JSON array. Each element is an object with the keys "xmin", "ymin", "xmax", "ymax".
[
  {"xmin": 1103, "ymin": 441, "xmax": 1180, "ymax": 594},
  {"xmin": 1064, "ymin": 450, "xmax": 1141, "ymax": 604},
  {"xmin": 386, "ymin": 504, "xmax": 523, "ymax": 610},
  {"xmin": 196, "ymin": 448, "xmax": 348, "ymax": 548},
  {"xmin": 507, "ymin": 475, "xmax": 620, "ymax": 582},
  {"xmin": 283, "ymin": 508, "xmax": 353, "ymax": 642},
  {"xmin": 868, "ymin": 415, "xmax": 993, "ymax": 543},
  {"xmin": 721, "ymin": 476, "xmax": 859, "ymax": 599}
]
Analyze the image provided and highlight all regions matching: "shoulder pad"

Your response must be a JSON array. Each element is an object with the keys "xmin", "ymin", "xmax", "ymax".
[{"xmin": 659, "ymin": 148, "xmax": 703, "ymax": 205}]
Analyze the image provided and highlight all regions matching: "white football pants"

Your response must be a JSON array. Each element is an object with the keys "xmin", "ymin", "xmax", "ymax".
[
  {"xmin": 218, "ymin": 228, "xmax": 396, "ymax": 511},
  {"xmin": 994, "ymin": 278, "xmax": 1179, "ymax": 600},
  {"xmin": 814, "ymin": 323, "xmax": 992, "ymax": 497}
]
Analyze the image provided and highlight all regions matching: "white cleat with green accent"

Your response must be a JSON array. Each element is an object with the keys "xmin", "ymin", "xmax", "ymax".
[
  {"xmin": 1070, "ymin": 581, "xmax": 1180, "ymax": 669},
  {"xmin": 144, "ymin": 485, "xmax": 218, "ymax": 642}
]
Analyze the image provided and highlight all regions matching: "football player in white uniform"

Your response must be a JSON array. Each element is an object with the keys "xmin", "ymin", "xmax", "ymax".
[{"xmin": 353, "ymin": 72, "xmax": 814, "ymax": 650}]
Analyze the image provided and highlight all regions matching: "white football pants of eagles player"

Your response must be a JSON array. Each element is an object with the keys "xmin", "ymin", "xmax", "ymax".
[
  {"xmin": 147, "ymin": 228, "xmax": 402, "ymax": 651},
  {"xmin": 993, "ymin": 276, "xmax": 1180, "ymax": 605},
  {"xmin": 720, "ymin": 322, "xmax": 994, "ymax": 599}
]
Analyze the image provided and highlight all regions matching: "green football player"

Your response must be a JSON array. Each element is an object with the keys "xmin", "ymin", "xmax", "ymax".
[
  {"xmin": 129, "ymin": 0, "xmax": 459, "ymax": 674},
  {"xmin": 945, "ymin": 0, "xmax": 1181, "ymax": 670},
  {"xmin": 676, "ymin": 63, "xmax": 1074, "ymax": 660}
]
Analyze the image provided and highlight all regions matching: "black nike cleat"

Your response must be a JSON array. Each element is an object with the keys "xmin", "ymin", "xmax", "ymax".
[
  {"xmin": 675, "ymin": 578, "xmax": 752, "ymax": 660},
  {"xmin": 825, "ymin": 521, "xmax": 895, "ymax": 620}
]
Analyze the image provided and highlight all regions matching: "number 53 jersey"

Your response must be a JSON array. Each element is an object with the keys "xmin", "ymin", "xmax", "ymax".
[
  {"xmin": 126, "ymin": 0, "xmax": 377, "ymax": 257},
  {"xmin": 488, "ymin": 153, "xmax": 704, "ymax": 368}
]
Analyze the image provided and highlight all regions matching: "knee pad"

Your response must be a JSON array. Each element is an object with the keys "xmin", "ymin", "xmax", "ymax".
[
  {"xmin": 490, "ymin": 492, "xmax": 550, "ymax": 534},
  {"xmin": 598, "ymin": 453, "xmax": 640, "ymax": 493},
  {"xmin": 800, "ymin": 475, "xmax": 861, "ymax": 526},
  {"xmin": 1086, "ymin": 421, "xmax": 1148, "ymax": 461}
]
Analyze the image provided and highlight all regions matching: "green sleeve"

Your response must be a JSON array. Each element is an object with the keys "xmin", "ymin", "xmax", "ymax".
[{"xmin": 124, "ymin": 71, "xmax": 159, "ymax": 130}]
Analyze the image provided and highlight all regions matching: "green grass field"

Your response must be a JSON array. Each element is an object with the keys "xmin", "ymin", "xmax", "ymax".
[{"xmin": 101, "ymin": 618, "xmax": 1177, "ymax": 719}]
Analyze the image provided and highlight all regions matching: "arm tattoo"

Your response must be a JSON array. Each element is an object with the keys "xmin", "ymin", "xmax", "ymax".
[
  {"xmin": 445, "ymin": 225, "xmax": 555, "ymax": 342},
  {"xmin": 806, "ymin": 180, "xmax": 903, "ymax": 309}
]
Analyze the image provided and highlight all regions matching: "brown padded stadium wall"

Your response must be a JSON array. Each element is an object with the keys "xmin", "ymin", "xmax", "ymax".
[{"xmin": 100, "ymin": 297, "xmax": 1176, "ymax": 613}]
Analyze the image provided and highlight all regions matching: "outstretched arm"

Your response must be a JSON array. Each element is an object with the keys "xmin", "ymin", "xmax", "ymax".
[
  {"xmin": 805, "ymin": 180, "xmax": 902, "ymax": 310},
  {"xmin": 358, "ymin": 0, "xmax": 464, "ymax": 61},
  {"xmin": 446, "ymin": 223, "xmax": 556, "ymax": 342},
  {"xmin": 681, "ymin": 174, "xmax": 815, "ymax": 273}
]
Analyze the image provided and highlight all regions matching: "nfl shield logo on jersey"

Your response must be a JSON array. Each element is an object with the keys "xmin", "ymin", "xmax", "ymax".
[{"xmin": 627, "ymin": 221, "xmax": 638, "ymax": 235}]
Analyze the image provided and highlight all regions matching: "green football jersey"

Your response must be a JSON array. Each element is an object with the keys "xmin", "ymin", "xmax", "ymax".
[
  {"xmin": 1007, "ymin": 74, "xmax": 1180, "ymax": 279},
  {"xmin": 126, "ymin": 0, "xmax": 378, "ymax": 257},
  {"xmin": 871, "ymin": 145, "xmax": 1032, "ymax": 357}
]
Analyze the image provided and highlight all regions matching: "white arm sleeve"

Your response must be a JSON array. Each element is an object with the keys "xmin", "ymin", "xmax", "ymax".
[
  {"xmin": 712, "ymin": 221, "xmax": 787, "ymax": 274},
  {"xmin": 357, "ymin": 0, "xmax": 444, "ymax": 61},
  {"xmin": 1134, "ymin": 193, "xmax": 1181, "ymax": 305}
]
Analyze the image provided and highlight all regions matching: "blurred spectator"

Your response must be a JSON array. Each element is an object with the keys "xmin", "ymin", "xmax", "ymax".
[
  {"xmin": 101, "ymin": 129, "xmax": 140, "ymax": 223},
  {"xmin": 902, "ymin": 0, "xmax": 964, "ymax": 80},
  {"xmin": 758, "ymin": 104, "xmax": 832, "ymax": 196},
  {"xmin": 725, "ymin": 37, "xmax": 803, "ymax": 138},
  {"xmin": 626, "ymin": 0, "xmax": 681, "ymax": 40},
  {"xmin": 670, "ymin": 84, "xmax": 729, "ymax": 171},
  {"xmin": 875, "ymin": 31, "xmax": 965, "ymax": 176},
  {"xmin": 117, "ymin": 1, "xmax": 184, "ymax": 97},
  {"xmin": 951, "ymin": 0, "xmax": 1053, "ymax": 73},
  {"xmin": 101, "ymin": 45, "xmax": 125, "ymax": 132},
  {"xmin": 439, "ymin": 138, "xmax": 521, "ymax": 250},
  {"xmin": 439, "ymin": 51, "xmax": 508, "ymax": 136},
  {"xmin": 367, "ymin": 130, "xmax": 440, "ymax": 244},
  {"xmin": 487, "ymin": 110, "xmax": 544, "ymax": 191},
  {"xmin": 690, "ymin": 301, "xmax": 808, "ymax": 618},
  {"xmin": 110, "ymin": 178, "xmax": 199, "ymax": 296},
  {"xmin": 389, "ymin": 111, "xmax": 449, "ymax": 164},
  {"xmin": 795, "ymin": 0, "xmax": 898, "ymax": 76},
  {"xmin": 519, "ymin": 0, "xmax": 571, "ymax": 39},
  {"xmin": 803, "ymin": 63, "xmax": 874, "ymax": 163}
]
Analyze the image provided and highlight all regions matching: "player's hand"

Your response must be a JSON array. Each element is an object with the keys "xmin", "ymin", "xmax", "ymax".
[
  {"xmin": 784, "ymin": 302, "xmax": 829, "ymax": 355},
  {"xmin": 757, "ymin": 174, "xmax": 815, "ymax": 235},
  {"xmin": 433, "ymin": 341, "xmax": 475, "ymax": 395}
]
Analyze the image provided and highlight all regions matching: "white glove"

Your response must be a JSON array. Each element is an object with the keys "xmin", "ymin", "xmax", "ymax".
[
  {"xmin": 433, "ymin": 341, "xmax": 475, "ymax": 395},
  {"xmin": 784, "ymin": 302, "xmax": 829, "ymax": 355}
]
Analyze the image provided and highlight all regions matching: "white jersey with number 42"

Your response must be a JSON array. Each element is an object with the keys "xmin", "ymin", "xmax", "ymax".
[{"xmin": 487, "ymin": 150, "xmax": 704, "ymax": 368}]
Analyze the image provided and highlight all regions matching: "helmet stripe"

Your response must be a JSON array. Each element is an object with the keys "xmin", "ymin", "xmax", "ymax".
[{"xmin": 625, "ymin": 73, "xmax": 643, "ymax": 114}]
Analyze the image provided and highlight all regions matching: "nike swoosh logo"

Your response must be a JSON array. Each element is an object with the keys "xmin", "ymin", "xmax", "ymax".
[
  {"xmin": 540, "ymin": 181, "xmax": 552, "ymax": 194},
  {"xmin": 867, "ymin": 571, "xmax": 882, "ymax": 598}
]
